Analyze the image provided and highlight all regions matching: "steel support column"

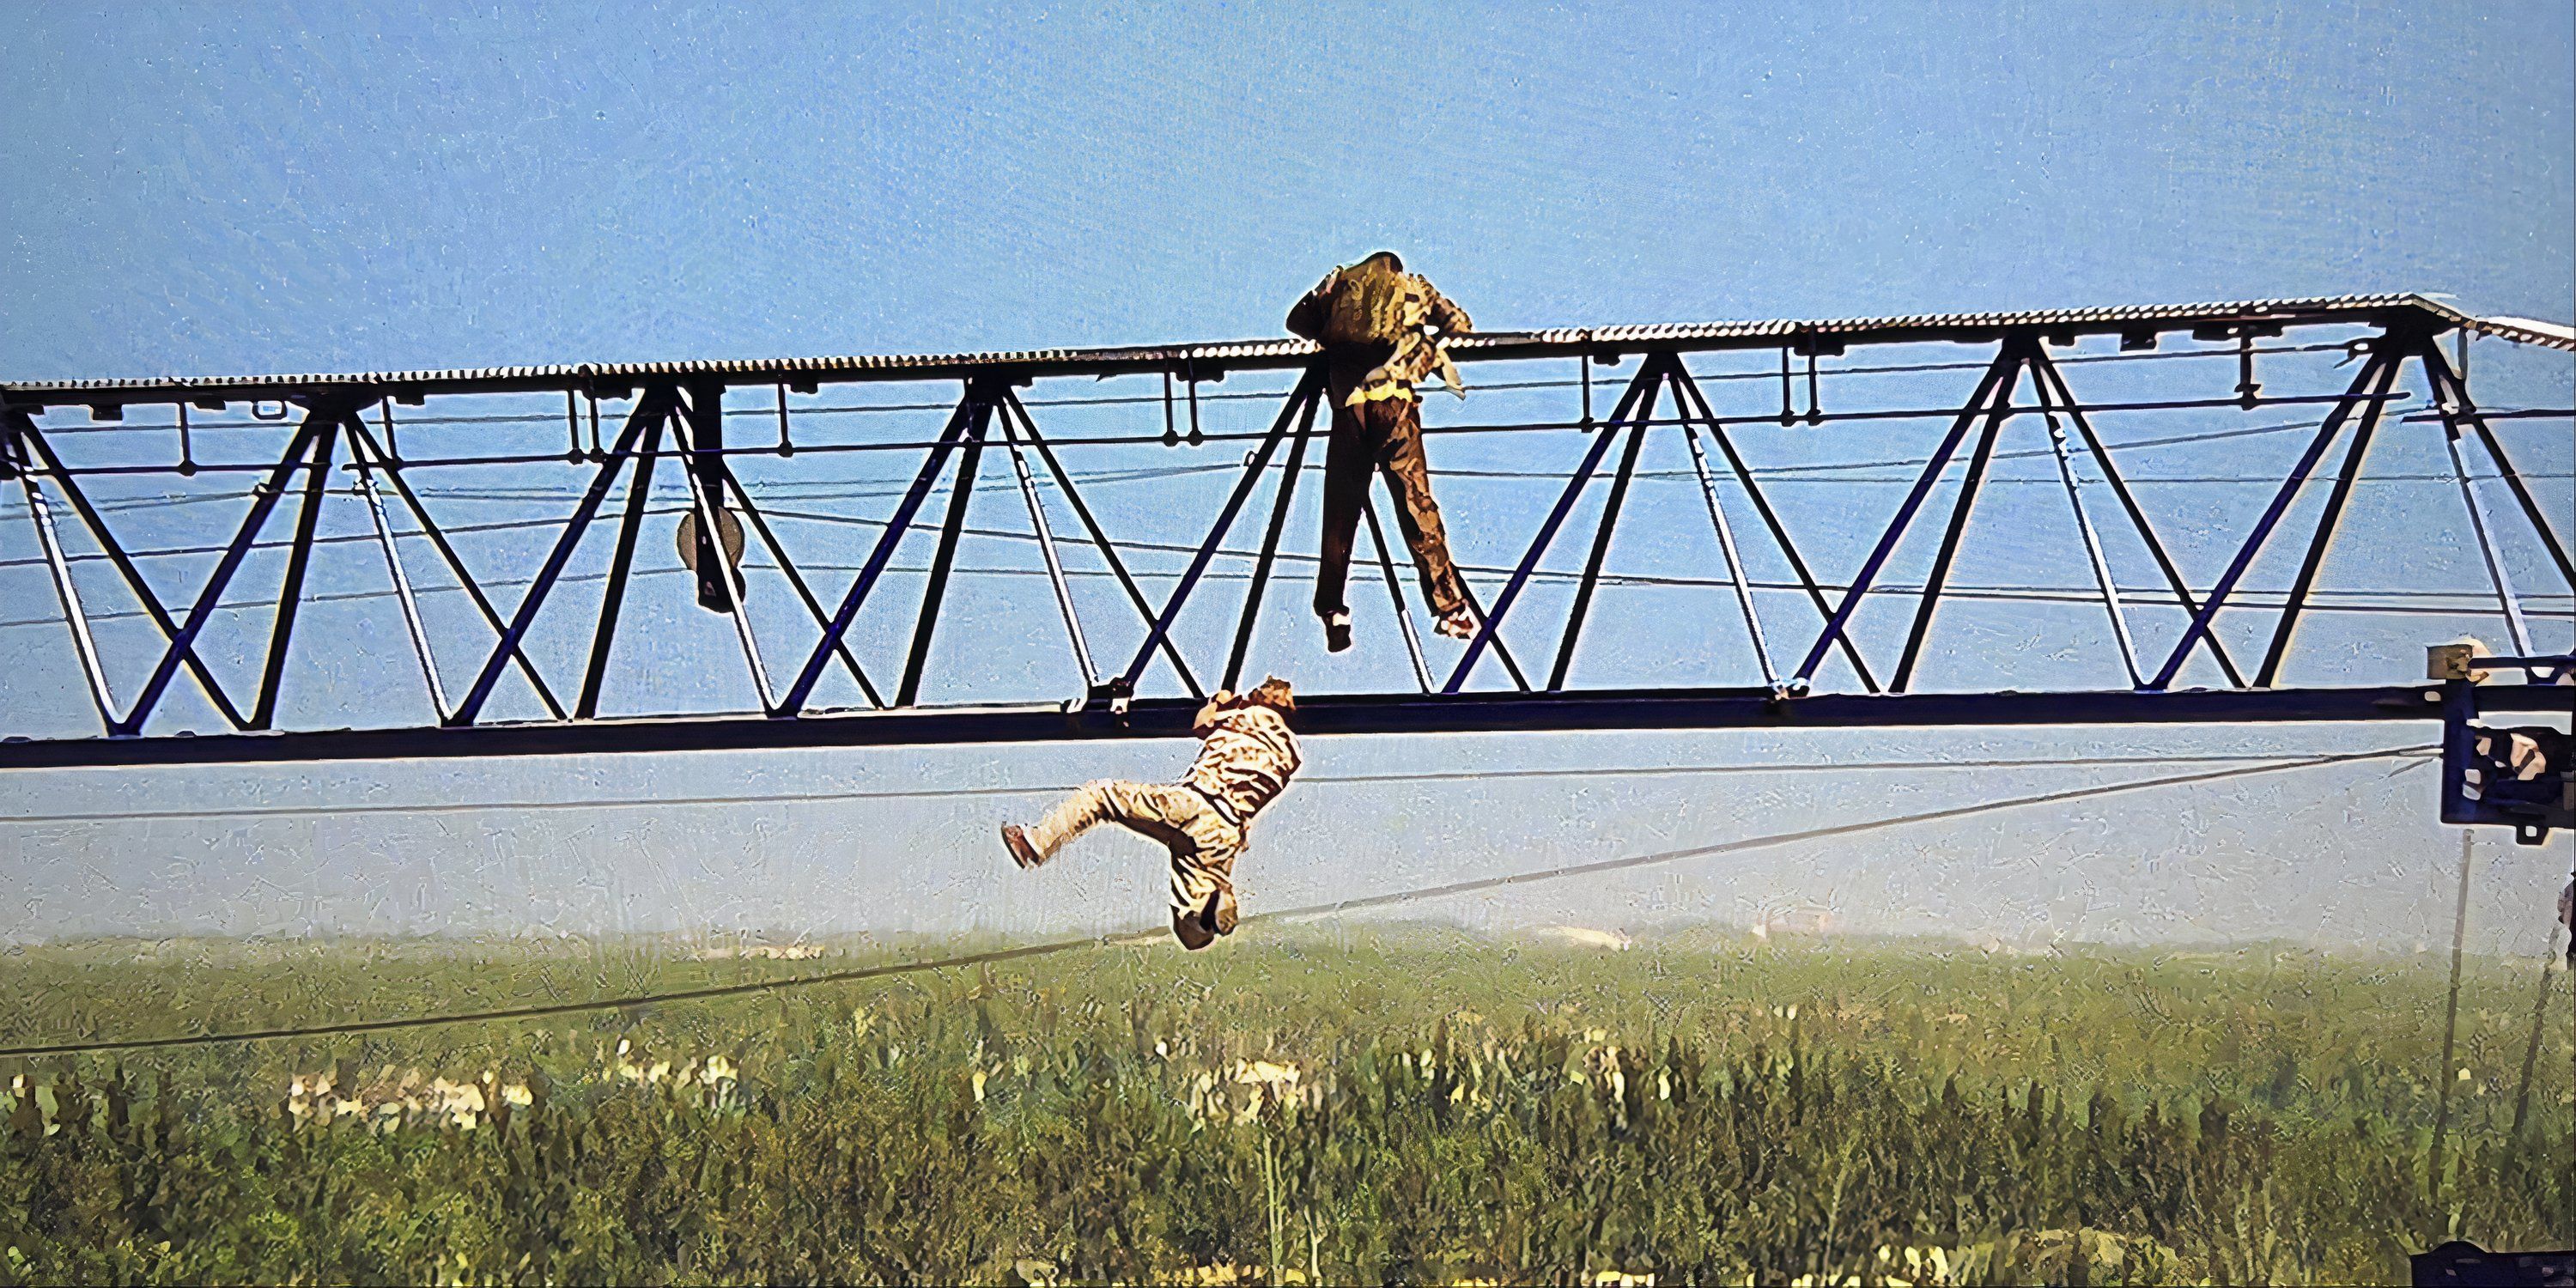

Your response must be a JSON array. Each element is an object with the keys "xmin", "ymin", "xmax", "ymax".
[
  {"xmin": 1445, "ymin": 355, "xmax": 1665, "ymax": 693},
  {"xmin": 574, "ymin": 404, "xmax": 665, "ymax": 720},
  {"xmin": 896, "ymin": 391, "xmax": 994, "ymax": 708},
  {"xmin": 999, "ymin": 403, "xmax": 1097, "ymax": 691},
  {"xmin": 2253, "ymin": 355, "xmax": 2401, "ymax": 688},
  {"xmin": 451, "ymin": 388, "xmax": 671, "ymax": 726},
  {"xmin": 2026, "ymin": 350, "xmax": 2246, "ymax": 689},
  {"xmin": 676, "ymin": 384, "xmax": 776, "ymax": 712},
  {"xmin": 1223, "ymin": 385, "xmax": 1321, "ymax": 692},
  {"xmin": 1363, "ymin": 495, "xmax": 1436, "ymax": 692},
  {"xmin": 4, "ymin": 426, "xmax": 118, "ymax": 727},
  {"xmin": 2145, "ymin": 349, "xmax": 2397, "ymax": 691},
  {"xmin": 115, "ymin": 408, "xmax": 331, "ymax": 735},
  {"xmin": 715, "ymin": 462, "xmax": 886, "ymax": 709},
  {"xmin": 342, "ymin": 416, "xmax": 569, "ymax": 720},
  {"xmin": 999, "ymin": 388, "xmax": 1202, "ymax": 700},
  {"xmin": 1549, "ymin": 373, "xmax": 1661, "ymax": 690},
  {"xmin": 1791, "ymin": 345, "xmax": 2022, "ymax": 690},
  {"xmin": 2417, "ymin": 343, "xmax": 2574, "ymax": 590},
  {"xmin": 249, "ymin": 412, "xmax": 341, "ymax": 729},
  {"xmin": 344, "ymin": 418, "xmax": 450, "ymax": 718},
  {"xmin": 777, "ymin": 391, "xmax": 980, "ymax": 715},
  {"xmin": 1120, "ymin": 369, "xmax": 1323, "ymax": 691},
  {"xmin": 5, "ymin": 410, "xmax": 254, "ymax": 727},
  {"xmin": 1668, "ymin": 363, "xmax": 1877, "ymax": 692},
  {"xmin": 1892, "ymin": 345, "xmax": 2025, "ymax": 692}
]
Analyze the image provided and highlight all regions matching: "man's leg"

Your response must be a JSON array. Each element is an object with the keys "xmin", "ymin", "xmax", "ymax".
[
  {"xmin": 1313, "ymin": 402, "xmax": 1372, "ymax": 651},
  {"xmin": 1168, "ymin": 832, "xmax": 1245, "ymax": 951},
  {"xmin": 1015, "ymin": 778, "xmax": 1188, "ymax": 866},
  {"xmin": 1373, "ymin": 398, "xmax": 1470, "ymax": 624}
]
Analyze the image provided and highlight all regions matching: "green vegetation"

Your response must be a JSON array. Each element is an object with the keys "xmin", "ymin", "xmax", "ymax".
[{"xmin": 0, "ymin": 927, "xmax": 2567, "ymax": 1285}]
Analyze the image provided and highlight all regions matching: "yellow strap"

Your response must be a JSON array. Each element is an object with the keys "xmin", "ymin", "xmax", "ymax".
[{"xmin": 1343, "ymin": 383, "xmax": 1416, "ymax": 408}]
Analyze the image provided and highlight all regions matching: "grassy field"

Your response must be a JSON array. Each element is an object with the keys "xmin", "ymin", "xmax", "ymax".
[{"xmin": 0, "ymin": 926, "xmax": 2567, "ymax": 1285}]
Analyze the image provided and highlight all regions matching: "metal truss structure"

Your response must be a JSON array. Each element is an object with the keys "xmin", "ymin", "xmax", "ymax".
[{"xmin": 2, "ymin": 294, "xmax": 2569, "ymax": 770}]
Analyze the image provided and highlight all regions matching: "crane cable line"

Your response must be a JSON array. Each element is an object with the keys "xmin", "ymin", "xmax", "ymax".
[
  {"xmin": 0, "ymin": 744, "xmax": 2432, "ymax": 1059},
  {"xmin": 1, "ymin": 409, "xmax": 2520, "ymax": 518},
  {"xmin": 2, "ymin": 750, "xmax": 2363, "ymax": 827},
  {"xmin": 10, "ymin": 406, "xmax": 2561, "ymax": 537},
  {"xmin": 2, "ymin": 534, "xmax": 2562, "ymax": 637},
  {"xmin": 6, "ymin": 389, "xmax": 2434, "ymax": 476},
  {"xmin": 9, "ymin": 406, "xmax": 2567, "ymax": 577}
]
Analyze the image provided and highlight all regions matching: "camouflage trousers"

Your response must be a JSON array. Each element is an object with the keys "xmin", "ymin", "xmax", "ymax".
[
  {"xmin": 1025, "ymin": 780, "xmax": 1242, "ymax": 949},
  {"xmin": 1314, "ymin": 392, "xmax": 1468, "ymax": 622}
]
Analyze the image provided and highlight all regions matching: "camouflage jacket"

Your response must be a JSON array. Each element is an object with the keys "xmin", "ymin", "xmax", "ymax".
[
  {"xmin": 1285, "ymin": 262, "xmax": 1473, "ymax": 406},
  {"xmin": 1182, "ymin": 696, "xmax": 1302, "ymax": 828}
]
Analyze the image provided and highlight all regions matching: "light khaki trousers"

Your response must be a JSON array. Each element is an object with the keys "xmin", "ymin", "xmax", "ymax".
[{"xmin": 1026, "ymin": 780, "xmax": 1243, "ymax": 948}]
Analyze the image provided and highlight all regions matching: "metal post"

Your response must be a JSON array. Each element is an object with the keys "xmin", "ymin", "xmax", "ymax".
[
  {"xmin": 115, "ymin": 410, "xmax": 328, "ymax": 735},
  {"xmin": 575, "ymin": 404, "xmax": 664, "ymax": 720},
  {"xmin": 2441, "ymin": 419, "xmax": 2536, "ymax": 664},
  {"xmin": 250, "ymin": 416, "xmax": 339, "ymax": 730},
  {"xmin": 2035, "ymin": 394, "xmax": 2143, "ymax": 689},
  {"xmin": 1449, "ymin": 578, "xmax": 1534, "ymax": 693},
  {"xmin": 1550, "ymin": 375, "xmax": 1661, "ymax": 690},
  {"xmin": 1363, "ymin": 495, "xmax": 1435, "ymax": 692},
  {"xmin": 1444, "ymin": 356, "xmax": 1662, "ymax": 694},
  {"xmin": 778, "ymin": 392, "xmax": 979, "ymax": 716},
  {"xmin": 2508, "ymin": 918, "xmax": 2561, "ymax": 1141},
  {"xmin": 2427, "ymin": 830, "xmax": 2473, "ymax": 1198},
  {"xmin": 1121, "ymin": 370, "xmax": 1322, "ymax": 690},
  {"xmin": 2144, "ymin": 349, "xmax": 2395, "ymax": 691},
  {"xmin": 345, "ymin": 418, "xmax": 450, "ymax": 719},
  {"xmin": 1792, "ymin": 346, "xmax": 2020, "ymax": 689},
  {"xmin": 716, "ymin": 466, "xmax": 884, "ymax": 708},
  {"xmin": 1893, "ymin": 352, "xmax": 2021, "ymax": 693},
  {"xmin": 675, "ymin": 386, "xmax": 777, "ymax": 713},
  {"xmin": 1678, "ymin": 419, "xmax": 1777, "ymax": 688},
  {"xmin": 6, "ymin": 410, "xmax": 254, "ymax": 728},
  {"xmin": 1668, "ymin": 365, "xmax": 1877, "ymax": 692},
  {"xmin": 451, "ymin": 389, "xmax": 669, "ymax": 726},
  {"xmin": 1224, "ymin": 386, "xmax": 1321, "ymax": 692},
  {"xmin": 342, "ymin": 416, "xmax": 569, "ymax": 721},
  {"xmin": 1002, "ymin": 389, "xmax": 1204, "ymax": 701},
  {"xmin": 896, "ymin": 392, "xmax": 993, "ymax": 707},
  {"xmin": 998, "ymin": 404, "xmax": 1097, "ymax": 690},
  {"xmin": 6, "ymin": 428, "xmax": 118, "ymax": 727},
  {"xmin": 2029, "ymin": 352, "xmax": 2247, "ymax": 689},
  {"xmin": 2253, "ymin": 355, "xmax": 2401, "ymax": 688},
  {"xmin": 2418, "ymin": 342, "xmax": 2573, "ymax": 590}
]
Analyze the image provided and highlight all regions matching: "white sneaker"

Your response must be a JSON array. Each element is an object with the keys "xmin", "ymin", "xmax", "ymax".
[{"xmin": 1436, "ymin": 611, "xmax": 1476, "ymax": 640}]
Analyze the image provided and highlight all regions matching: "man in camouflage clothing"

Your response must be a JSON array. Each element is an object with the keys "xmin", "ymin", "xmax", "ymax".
[
  {"xmin": 1286, "ymin": 252, "xmax": 1478, "ymax": 653},
  {"xmin": 1002, "ymin": 677, "xmax": 1301, "ymax": 950}
]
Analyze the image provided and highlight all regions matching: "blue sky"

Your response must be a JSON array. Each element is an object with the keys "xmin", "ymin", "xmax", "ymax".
[{"xmin": 1, "ymin": 1, "xmax": 2570, "ymax": 950}]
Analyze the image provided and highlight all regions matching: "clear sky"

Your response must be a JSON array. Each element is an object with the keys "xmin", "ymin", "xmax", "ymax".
[{"xmin": 1, "ymin": 1, "xmax": 2570, "ymax": 952}]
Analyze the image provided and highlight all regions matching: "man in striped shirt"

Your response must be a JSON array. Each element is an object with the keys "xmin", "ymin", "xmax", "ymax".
[{"xmin": 1003, "ymin": 677, "xmax": 1302, "ymax": 950}]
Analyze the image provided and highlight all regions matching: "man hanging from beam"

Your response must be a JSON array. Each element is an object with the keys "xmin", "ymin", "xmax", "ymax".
[
  {"xmin": 1002, "ymin": 677, "xmax": 1301, "ymax": 949},
  {"xmin": 1286, "ymin": 252, "xmax": 1479, "ymax": 653}
]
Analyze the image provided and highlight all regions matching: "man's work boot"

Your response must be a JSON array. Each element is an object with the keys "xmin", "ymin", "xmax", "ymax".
[
  {"xmin": 1323, "ymin": 610, "xmax": 1353, "ymax": 653},
  {"xmin": 1435, "ymin": 610, "xmax": 1476, "ymax": 641},
  {"xmin": 1000, "ymin": 823, "xmax": 1041, "ymax": 871}
]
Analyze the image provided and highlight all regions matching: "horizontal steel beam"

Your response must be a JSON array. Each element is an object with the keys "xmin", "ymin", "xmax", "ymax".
[
  {"xmin": 3, "ymin": 684, "xmax": 2565, "ymax": 770},
  {"xmin": 4, "ymin": 295, "xmax": 2535, "ymax": 411}
]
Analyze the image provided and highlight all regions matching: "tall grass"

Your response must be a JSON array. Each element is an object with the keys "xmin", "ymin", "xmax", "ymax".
[{"xmin": 0, "ymin": 927, "xmax": 2566, "ymax": 1285}]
